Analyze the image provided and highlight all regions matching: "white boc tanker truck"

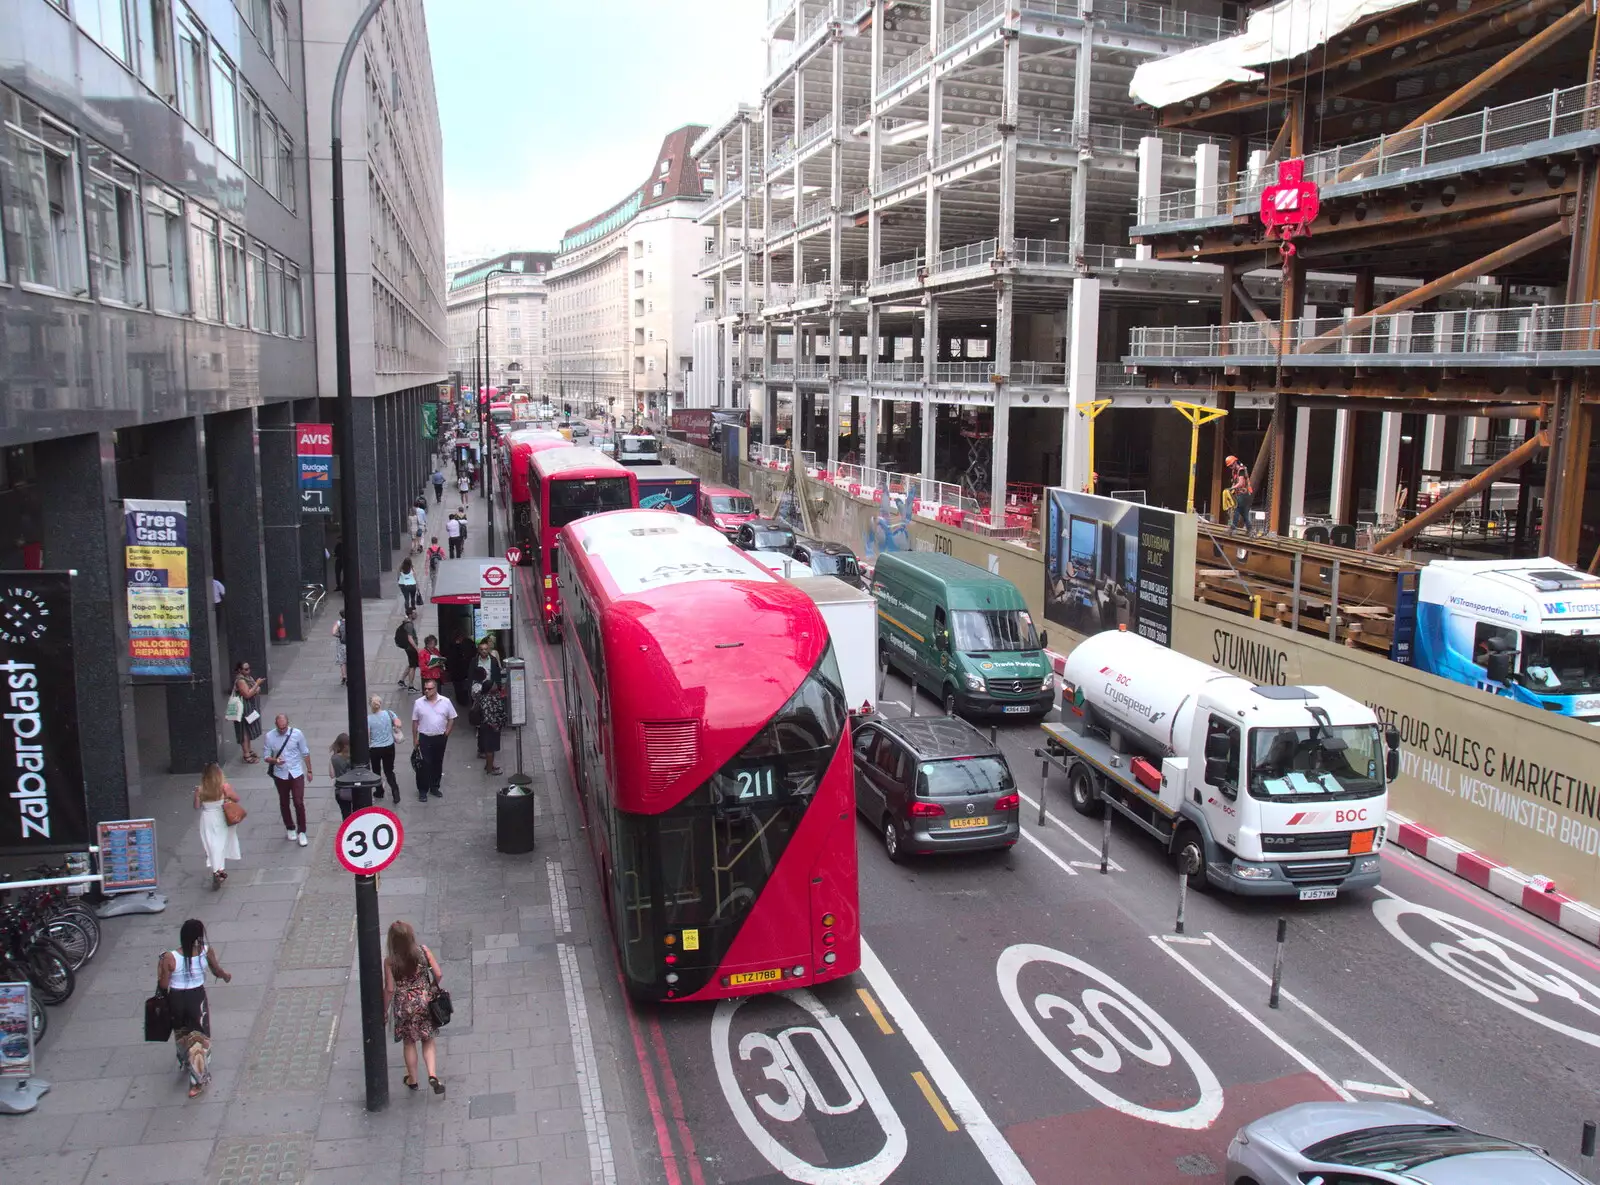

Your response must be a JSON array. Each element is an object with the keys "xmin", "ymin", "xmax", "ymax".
[{"xmin": 1043, "ymin": 631, "xmax": 1399, "ymax": 899}]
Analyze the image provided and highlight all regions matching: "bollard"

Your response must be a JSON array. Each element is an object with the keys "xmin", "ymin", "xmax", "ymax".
[
  {"xmin": 1269, "ymin": 917, "xmax": 1288, "ymax": 1009},
  {"xmin": 910, "ymin": 682, "xmax": 918, "ymax": 716},
  {"xmin": 990, "ymin": 723, "xmax": 998, "ymax": 746},
  {"xmin": 1038, "ymin": 759, "xmax": 1049, "ymax": 826},
  {"xmin": 1581, "ymin": 1120, "xmax": 1596, "ymax": 1182},
  {"xmin": 1175, "ymin": 857, "xmax": 1192, "ymax": 935},
  {"xmin": 1100, "ymin": 809, "xmax": 1112, "ymax": 875},
  {"xmin": 878, "ymin": 666, "xmax": 888, "ymax": 704}
]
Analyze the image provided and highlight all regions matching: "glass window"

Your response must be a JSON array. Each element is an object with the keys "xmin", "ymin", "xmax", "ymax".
[
  {"xmin": 1, "ymin": 96, "xmax": 87, "ymax": 295},
  {"xmin": 918, "ymin": 756, "xmax": 1014, "ymax": 799},
  {"xmin": 1519, "ymin": 631, "xmax": 1600, "ymax": 694},
  {"xmin": 709, "ymin": 495, "xmax": 753, "ymax": 516},
  {"xmin": 1304, "ymin": 1124, "xmax": 1531, "ymax": 1173},
  {"xmin": 220, "ymin": 224, "xmax": 246, "ymax": 325},
  {"xmin": 238, "ymin": 86, "xmax": 261, "ymax": 179},
  {"xmin": 143, "ymin": 183, "xmax": 187, "ymax": 313},
  {"xmin": 270, "ymin": 1, "xmax": 290, "ymax": 75},
  {"xmin": 265, "ymin": 250, "xmax": 285, "ymax": 333},
  {"xmin": 246, "ymin": 241, "xmax": 267, "ymax": 330},
  {"xmin": 77, "ymin": 0, "xmax": 132, "ymax": 65},
  {"xmin": 259, "ymin": 112, "xmax": 279, "ymax": 197},
  {"xmin": 275, "ymin": 130, "xmax": 294, "ymax": 209},
  {"xmin": 189, "ymin": 208, "xmax": 220, "ymax": 320},
  {"xmin": 1202, "ymin": 715, "xmax": 1240, "ymax": 797},
  {"xmin": 85, "ymin": 145, "xmax": 143, "ymax": 306},
  {"xmin": 209, "ymin": 46, "xmax": 238, "ymax": 158},
  {"xmin": 951, "ymin": 609, "xmax": 1039, "ymax": 652},
  {"xmin": 548, "ymin": 477, "xmax": 631, "ymax": 528},
  {"xmin": 174, "ymin": 4, "xmax": 209, "ymax": 133},
  {"xmin": 1248, "ymin": 725, "xmax": 1384, "ymax": 802},
  {"xmin": 134, "ymin": 0, "xmax": 177, "ymax": 104},
  {"xmin": 283, "ymin": 261, "xmax": 302, "ymax": 336}
]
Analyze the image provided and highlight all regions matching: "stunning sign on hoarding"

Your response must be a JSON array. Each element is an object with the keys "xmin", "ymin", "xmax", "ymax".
[
  {"xmin": 125, "ymin": 499, "xmax": 191, "ymax": 677},
  {"xmin": 1043, "ymin": 489, "xmax": 1178, "ymax": 648},
  {"xmin": 0, "ymin": 572, "xmax": 89, "ymax": 855}
]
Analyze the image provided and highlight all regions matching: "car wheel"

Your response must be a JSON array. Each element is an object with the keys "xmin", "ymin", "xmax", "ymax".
[
  {"xmin": 1068, "ymin": 766, "xmax": 1104, "ymax": 818},
  {"xmin": 1174, "ymin": 826, "xmax": 1208, "ymax": 891},
  {"xmin": 883, "ymin": 816, "xmax": 905, "ymax": 864},
  {"xmin": 942, "ymin": 687, "xmax": 958, "ymax": 717}
]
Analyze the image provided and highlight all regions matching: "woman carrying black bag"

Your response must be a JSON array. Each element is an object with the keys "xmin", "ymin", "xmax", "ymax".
[
  {"xmin": 382, "ymin": 920, "xmax": 445, "ymax": 1094},
  {"xmin": 154, "ymin": 919, "xmax": 231, "ymax": 1098}
]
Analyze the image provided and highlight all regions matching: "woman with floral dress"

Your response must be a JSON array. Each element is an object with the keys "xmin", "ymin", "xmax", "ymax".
[{"xmin": 382, "ymin": 920, "xmax": 445, "ymax": 1094}]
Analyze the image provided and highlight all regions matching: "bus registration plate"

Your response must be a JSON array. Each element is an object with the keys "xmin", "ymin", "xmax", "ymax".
[{"xmin": 728, "ymin": 968, "xmax": 784, "ymax": 986}]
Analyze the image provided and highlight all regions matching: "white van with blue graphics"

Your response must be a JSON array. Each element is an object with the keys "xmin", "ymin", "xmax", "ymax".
[{"xmin": 1414, "ymin": 557, "xmax": 1600, "ymax": 722}]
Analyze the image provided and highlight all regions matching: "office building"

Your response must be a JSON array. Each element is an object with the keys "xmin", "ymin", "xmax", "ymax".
[{"xmin": 446, "ymin": 250, "xmax": 556, "ymax": 396}]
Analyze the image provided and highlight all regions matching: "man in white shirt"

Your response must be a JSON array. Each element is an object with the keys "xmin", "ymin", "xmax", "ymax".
[
  {"xmin": 445, "ymin": 513, "xmax": 463, "ymax": 559},
  {"xmin": 411, "ymin": 679, "xmax": 457, "ymax": 801},
  {"xmin": 262, "ymin": 713, "xmax": 313, "ymax": 845}
]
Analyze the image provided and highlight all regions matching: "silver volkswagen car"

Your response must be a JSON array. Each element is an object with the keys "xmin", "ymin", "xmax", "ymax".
[{"xmin": 1228, "ymin": 1102, "xmax": 1585, "ymax": 1184}]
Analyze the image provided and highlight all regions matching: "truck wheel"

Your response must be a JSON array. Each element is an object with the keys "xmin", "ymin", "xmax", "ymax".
[
  {"xmin": 1068, "ymin": 767, "xmax": 1103, "ymax": 818},
  {"xmin": 1173, "ymin": 826, "xmax": 1208, "ymax": 891},
  {"xmin": 942, "ymin": 686, "xmax": 959, "ymax": 717},
  {"xmin": 883, "ymin": 816, "xmax": 905, "ymax": 864}
]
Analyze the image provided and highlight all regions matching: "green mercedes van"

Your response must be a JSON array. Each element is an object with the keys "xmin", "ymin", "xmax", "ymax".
[{"xmin": 871, "ymin": 551, "xmax": 1054, "ymax": 719}]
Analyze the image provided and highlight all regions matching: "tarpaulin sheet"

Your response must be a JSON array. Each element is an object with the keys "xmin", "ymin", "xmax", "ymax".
[{"xmin": 1130, "ymin": 0, "xmax": 1417, "ymax": 109}]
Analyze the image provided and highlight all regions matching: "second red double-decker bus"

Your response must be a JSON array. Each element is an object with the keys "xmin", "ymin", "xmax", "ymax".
[
  {"xmin": 503, "ymin": 429, "xmax": 571, "ymax": 562},
  {"xmin": 530, "ymin": 447, "xmax": 636, "ymax": 641},
  {"xmin": 558, "ymin": 509, "xmax": 860, "ymax": 1001}
]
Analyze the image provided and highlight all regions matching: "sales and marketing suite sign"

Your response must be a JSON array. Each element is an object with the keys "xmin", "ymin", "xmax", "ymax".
[
  {"xmin": 0, "ymin": 572, "xmax": 89, "ymax": 855},
  {"xmin": 1043, "ymin": 489, "xmax": 1177, "ymax": 648}
]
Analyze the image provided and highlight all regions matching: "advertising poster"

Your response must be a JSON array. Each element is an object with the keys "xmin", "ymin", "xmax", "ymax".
[
  {"xmin": 98, "ymin": 818, "xmax": 159, "ymax": 892},
  {"xmin": 125, "ymin": 499, "xmax": 190, "ymax": 676},
  {"xmin": 0, "ymin": 572, "xmax": 89, "ymax": 855},
  {"xmin": 421, "ymin": 403, "xmax": 438, "ymax": 440},
  {"xmin": 297, "ymin": 423, "xmax": 333, "ymax": 516},
  {"xmin": 0, "ymin": 982, "xmax": 33, "ymax": 1078},
  {"xmin": 1044, "ymin": 489, "xmax": 1179, "ymax": 647}
]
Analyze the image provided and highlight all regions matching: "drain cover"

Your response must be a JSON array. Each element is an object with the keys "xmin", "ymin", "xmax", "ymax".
[{"xmin": 1176, "ymin": 1152, "xmax": 1220, "ymax": 1176}]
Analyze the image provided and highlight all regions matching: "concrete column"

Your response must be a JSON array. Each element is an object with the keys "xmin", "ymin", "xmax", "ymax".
[
  {"xmin": 1068, "ymin": 22, "xmax": 1092, "ymax": 266},
  {"xmin": 1193, "ymin": 142, "xmax": 1221, "ymax": 218},
  {"xmin": 37, "ymin": 430, "xmax": 136, "ymax": 822},
  {"xmin": 1289, "ymin": 406, "xmax": 1311, "ymax": 526},
  {"xmin": 1375, "ymin": 412, "xmax": 1403, "ymax": 521},
  {"xmin": 921, "ymin": 299, "xmax": 938, "ymax": 481},
  {"xmin": 925, "ymin": 0, "xmax": 944, "ymax": 267},
  {"xmin": 1330, "ymin": 410, "xmax": 1352, "ymax": 523},
  {"xmin": 258, "ymin": 402, "xmax": 305, "ymax": 642},
  {"xmin": 1135, "ymin": 136, "xmax": 1163, "ymax": 260},
  {"xmin": 211, "ymin": 408, "xmax": 270, "ymax": 684},
  {"xmin": 1423, "ymin": 414, "xmax": 1446, "ymax": 473},
  {"xmin": 865, "ymin": 304, "xmax": 881, "ymax": 469},
  {"xmin": 149, "ymin": 415, "xmax": 219, "ymax": 773},
  {"xmin": 991, "ymin": 279, "xmax": 1013, "ymax": 522},
  {"xmin": 1061, "ymin": 276, "xmax": 1101, "ymax": 490},
  {"xmin": 351, "ymin": 396, "xmax": 383, "ymax": 598}
]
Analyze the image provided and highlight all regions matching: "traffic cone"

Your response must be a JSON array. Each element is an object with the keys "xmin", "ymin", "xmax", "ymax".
[{"xmin": 275, "ymin": 613, "xmax": 286, "ymax": 641}]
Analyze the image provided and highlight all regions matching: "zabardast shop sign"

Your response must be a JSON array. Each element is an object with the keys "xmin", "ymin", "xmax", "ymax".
[{"xmin": 125, "ymin": 499, "xmax": 191, "ymax": 677}]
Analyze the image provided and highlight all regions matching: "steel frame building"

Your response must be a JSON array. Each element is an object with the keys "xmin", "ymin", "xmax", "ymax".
[{"xmin": 1124, "ymin": 0, "xmax": 1600, "ymax": 564}]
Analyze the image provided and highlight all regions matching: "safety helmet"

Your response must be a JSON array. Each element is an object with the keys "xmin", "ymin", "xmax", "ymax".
[{"xmin": 1224, "ymin": 454, "xmax": 1238, "ymax": 466}]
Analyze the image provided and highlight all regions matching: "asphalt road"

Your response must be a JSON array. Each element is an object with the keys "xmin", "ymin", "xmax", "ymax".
[{"xmin": 516, "ymin": 513, "xmax": 1600, "ymax": 1184}]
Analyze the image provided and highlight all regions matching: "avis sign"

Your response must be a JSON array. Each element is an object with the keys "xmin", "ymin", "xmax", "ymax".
[{"xmin": 297, "ymin": 423, "xmax": 333, "ymax": 515}]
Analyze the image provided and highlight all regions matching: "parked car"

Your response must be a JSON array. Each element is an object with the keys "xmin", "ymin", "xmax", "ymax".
[
  {"xmin": 1227, "ymin": 1101, "xmax": 1587, "ymax": 1185},
  {"xmin": 697, "ymin": 484, "xmax": 759, "ymax": 537},
  {"xmin": 851, "ymin": 715, "xmax": 1020, "ymax": 862},
  {"xmin": 734, "ymin": 518, "xmax": 797, "ymax": 554},
  {"xmin": 790, "ymin": 535, "xmax": 863, "ymax": 587}
]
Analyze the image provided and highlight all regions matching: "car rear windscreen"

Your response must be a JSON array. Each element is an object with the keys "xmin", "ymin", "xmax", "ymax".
[{"xmin": 918, "ymin": 756, "xmax": 1013, "ymax": 798}]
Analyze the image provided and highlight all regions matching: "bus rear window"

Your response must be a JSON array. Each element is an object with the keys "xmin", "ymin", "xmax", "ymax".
[{"xmin": 549, "ymin": 477, "xmax": 632, "ymax": 527}]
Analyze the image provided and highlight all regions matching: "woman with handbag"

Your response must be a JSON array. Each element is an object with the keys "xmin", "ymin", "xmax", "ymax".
[
  {"xmin": 382, "ymin": 920, "xmax": 446, "ymax": 1095},
  {"xmin": 194, "ymin": 764, "xmax": 243, "ymax": 888},
  {"xmin": 366, "ymin": 694, "xmax": 404, "ymax": 804},
  {"xmin": 471, "ymin": 639, "xmax": 506, "ymax": 776},
  {"xmin": 230, "ymin": 662, "xmax": 265, "ymax": 764},
  {"xmin": 155, "ymin": 918, "xmax": 231, "ymax": 1098}
]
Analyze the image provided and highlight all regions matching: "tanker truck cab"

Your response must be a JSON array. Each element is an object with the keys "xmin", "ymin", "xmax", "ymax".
[
  {"xmin": 872, "ymin": 551, "xmax": 1055, "ymax": 719},
  {"xmin": 1045, "ymin": 631, "xmax": 1398, "ymax": 899}
]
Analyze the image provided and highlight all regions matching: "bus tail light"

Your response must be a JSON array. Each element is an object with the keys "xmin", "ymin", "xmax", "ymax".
[
  {"xmin": 910, "ymin": 801, "xmax": 945, "ymax": 818},
  {"xmin": 822, "ymin": 932, "xmax": 836, "ymax": 946},
  {"xmin": 823, "ymin": 952, "xmax": 838, "ymax": 965},
  {"xmin": 994, "ymin": 794, "xmax": 1020, "ymax": 812},
  {"xmin": 821, "ymin": 912, "xmax": 836, "ymax": 927},
  {"xmin": 543, "ymin": 575, "xmax": 553, "ymax": 590}
]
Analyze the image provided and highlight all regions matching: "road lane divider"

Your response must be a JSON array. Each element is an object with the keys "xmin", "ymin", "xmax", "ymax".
[
  {"xmin": 857, "ymin": 987, "xmax": 895, "ymax": 1036},
  {"xmin": 1017, "ymin": 791, "xmax": 1125, "ymax": 872},
  {"xmin": 859, "ymin": 940, "xmax": 1038, "ymax": 1185},
  {"xmin": 1343, "ymin": 1080, "xmax": 1414, "ymax": 1099},
  {"xmin": 1021, "ymin": 828, "xmax": 1079, "ymax": 875},
  {"xmin": 912, "ymin": 1070, "xmax": 960, "ymax": 1133}
]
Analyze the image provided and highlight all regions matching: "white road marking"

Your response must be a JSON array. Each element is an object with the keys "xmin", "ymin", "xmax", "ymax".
[
  {"xmin": 1203, "ymin": 931, "xmax": 1432, "ymax": 1105},
  {"xmin": 1021, "ymin": 829, "xmax": 1079, "ymax": 875},
  {"xmin": 1159, "ymin": 935, "xmax": 1213, "ymax": 946},
  {"xmin": 882, "ymin": 700, "xmax": 909, "ymax": 710},
  {"xmin": 546, "ymin": 859, "xmax": 572, "ymax": 933},
  {"xmin": 1016, "ymin": 792, "xmax": 1125, "ymax": 871},
  {"xmin": 1343, "ymin": 1080, "xmax": 1413, "ymax": 1099},
  {"xmin": 556, "ymin": 940, "xmax": 617, "ymax": 1184},
  {"xmin": 858, "ymin": 940, "xmax": 1037, "ymax": 1185},
  {"xmin": 1150, "ymin": 934, "xmax": 1354, "ymax": 1103}
]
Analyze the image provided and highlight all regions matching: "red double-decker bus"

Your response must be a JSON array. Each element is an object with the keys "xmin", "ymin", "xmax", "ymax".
[
  {"xmin": 503, "ymin": 429, "xmax": 571, "ymax": 561},
  {"xmin": 558, "ymin": 509, "xmax": 860, "ymax": 1002},
  {"xmin": 530, "ymin": 447, "xmax": 636, "ymax": 641}
]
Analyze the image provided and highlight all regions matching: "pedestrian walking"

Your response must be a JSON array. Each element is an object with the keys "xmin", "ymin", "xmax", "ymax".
[
  {"xmin": 156, "ymin": 918, "xmax": 231, "ymax": 1098},
  {"xmin": 426, "ymin": 537, "xmax": 444, "ymax": 589},
  {"xmin": 230, "ymin": 662, "xmax": 264, "ymax": 764},
  {"xmin": 394, "ymin": 610, "xmax": 420, "ymax": 692},
  {"xmin": 382, "ymin": 920, "xmax": 445, "ymax": 1095},
  {"xmin": 411, "ymin": 679, "xmax": 456, "ymax": 802},
  {"xmin": 330, "ymin": 733, "xmax": 354, "ymax": 821},
  {"xmin": 412, "ymin": 499, "xmax": 427, "ymax": 554},
  {"xmin": 445, "ymin": 513, "xmax": 462, "ymax": 559},
  {"xmin": 193, "ymin": 763, "xmax": 242, "ymax": 888},
  {"xmin": 431, "ymin": 467, "xmax": 445, "ymax": 504},
  {"xmin": 397, "ymin": 557, "xmax": 419, "ymax": 613},
  {"xmin": 457, "ymin": 472, "xmax": 470, "ymax": 510},
  {"xmin": 331, "ymin": 610, "xmax": 348, "ymax": 685},
  {"xmin": 367, "ymin": 694, "xmax": 404, "ymax": 804},
  {"xmin": 417, "ymin": 634, "xmax": 446, "ymax": 687},
  {"xmin": 471, "ymin": 639, "xmax": 506, "ymax": 776},
  {"xmin": 263, "ymin": 714, "xmax": 313, "ymax": 847}
]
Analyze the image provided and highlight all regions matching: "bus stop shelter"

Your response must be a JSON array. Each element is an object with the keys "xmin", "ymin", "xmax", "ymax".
[{"xmin": 429, "ymin": 558, "xmax": 516, "ymax": 660}]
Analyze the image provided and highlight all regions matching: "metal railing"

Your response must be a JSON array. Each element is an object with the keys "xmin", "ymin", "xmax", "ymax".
[
  {"xmin": 934, "ymin": 237, "xmax": 1000, "ymax": 274},
  {"xmin": 1082, "ymin": 242, "xmax": 1137, "ymax": 271},
  {"xmin": 764, "ymin": 282, "xmax": 796, "ymax": 305},
  {"xmin": 754, "ymin": 444, "xmax": 818, "ymax": 471},
  {"xmin": 1011, "ymin": 361, "xmax": 1066, "ymax": 385},
  {"xmin": 879, "ymin": 44, "xmax": 932, "ymax": 93},
  {"xmin": 1020, "ymin": 0, "xmax": 1236, "ymax": 42},
  {"xmin": 799, "ymin": 195, "xmax": 832, "ymax": 229},
  {"xmin": 1013, "ymin": 237, "xmax": 1072, "ymax": 267},
  {"xmin": 768, "ymin": 0, "xmax": 794, "ymax": 21},
  {"xmin": 1149, "ymin": 83, "xmax": 1600, "ymax": 225},
  {"xmin": 844, "ymin": 186, "xmax": 871, "ymax": 215},
  {"xmin": 837, "ymin": 362, "xmax": 868, "ymax": 380},
  {"xmin": 935, "ymin": 361, "xmax": 996, "ymax": 384},
  {"xmin": 795, "ymin": 362, "xmax": 831, "ymax": 379},
  {"xmin": 874, "ymin": 155, "xmax": 929, "ymax": 194},
  {"xmin": 1126, "ymin": 302, "xmax": 1600, "ymax": 361},
  {"xmin": 874, "ymin": 254, "xmax": 925, "ymax": 285},
  {"xmin": 767, "ymin": 361, "xmax": 796, "ymax": 378},
  {"xmin": 934, "ymin": 121, "xmax": 1002, "ymax": 168},
  {"xmin": 943, "ymin": 0, "xmax": 1007, "ymax": 48},
  {"xmin": 872, "ymin": 360, "xmax": 923, "ymax": 381}
]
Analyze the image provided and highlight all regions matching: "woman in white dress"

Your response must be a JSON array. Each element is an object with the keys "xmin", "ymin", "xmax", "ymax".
[{"xmin": 194, "ymin": 763, "xmax": 242, "ymax": 888}]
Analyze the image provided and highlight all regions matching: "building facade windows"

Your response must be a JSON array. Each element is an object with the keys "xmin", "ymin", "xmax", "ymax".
[
  {"xmin": 134, "ymin": 0, "xmax": 177, "ymax": 105},
  {"xmin": 190, "ymin": 208, "xmax": 220, "ymax": 320},
  {"xmin": 247, "ymin": 240, "xmax": 268, "ymax": 330},
  {"xmin": 265, "ymin": 249, "xmax": 285, "ymax": 334},
  {"xmin": 174, "ymin": 3, "xmax": 210, "ymax": 135},
  {"xmin": 143, "ymin": 183, "xmax": 188, "ymax": 313},
  {"xmin": 2, "ymin": 92, "xmax": 87, "ymax": 296},
  {"xmin": 85, "ymin": 145, "xmax": 143, "ymax": 306},
  {"xmin": 77, "ymin": 0, "xmax": 132, "ymax": 65},
  {"xmin": 220, "ymin": 226, "xmax": 244, "ymax": 326},
  {"xmin": 209, "ymin": 45, "xmax": 239, "ymax": 159},
  {"xmin": 240, "ymin": 86, "xmax": 262, "ymax": 178}
]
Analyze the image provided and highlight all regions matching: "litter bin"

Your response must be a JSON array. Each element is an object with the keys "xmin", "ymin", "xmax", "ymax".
[{"xmin": 495, "ymin": 779, "xmax": 536, "ymax": 854}]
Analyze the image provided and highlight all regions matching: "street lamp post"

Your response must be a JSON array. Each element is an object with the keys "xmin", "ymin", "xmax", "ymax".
[
  {"xmin": 329, "ymin": 0, "xmax": 390, "ymax": 1115},
  {"xmin": 480, "ymin": 267, "xmax": 514, "ymax": 557}
]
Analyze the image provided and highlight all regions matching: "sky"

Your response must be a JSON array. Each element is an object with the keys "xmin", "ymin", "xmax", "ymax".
[{"xmin": 423, "ymin": 1, "xmax": 769, "ymax": 259}]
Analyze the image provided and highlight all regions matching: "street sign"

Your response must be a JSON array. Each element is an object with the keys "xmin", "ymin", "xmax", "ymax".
[
  {"xmin": 335, "ymin": 807, "xmax": 404, "ymax": 875},
  {"xmin": 297, "ymin": 424, "xmax": 334, "ymax": 516},
  {"xmin": 505, "ymin": 546, "xmax": 523, "ymax": 566},
  {"xmin": 479, "ymin": 562, "xmax": 509, "ymax": 591}
]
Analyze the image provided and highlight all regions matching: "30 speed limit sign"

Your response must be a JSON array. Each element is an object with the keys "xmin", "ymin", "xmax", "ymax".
[{"xmin": 335, "ymin": 807, "xmax": 404, "ymax": 875}]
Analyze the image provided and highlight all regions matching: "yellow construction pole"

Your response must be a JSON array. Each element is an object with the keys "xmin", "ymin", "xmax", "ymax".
[
  {"xmin": 1173, "ymin": 401, "xmax": 1229, "ymax": 514},
  {"xmin": 1078, "ymin": 399, "xmax": 1111, "ymax": 492}
]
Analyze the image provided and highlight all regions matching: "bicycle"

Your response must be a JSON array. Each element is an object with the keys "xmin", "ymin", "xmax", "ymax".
[{"xmin": 0, "ymin": 906, "xmax": 74, "ymax": 1006}]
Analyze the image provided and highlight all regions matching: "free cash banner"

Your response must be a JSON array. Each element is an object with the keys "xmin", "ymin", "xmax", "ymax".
[{"xmin": 125, "ymin": 499, "xmax": 190, "ymax": 677}]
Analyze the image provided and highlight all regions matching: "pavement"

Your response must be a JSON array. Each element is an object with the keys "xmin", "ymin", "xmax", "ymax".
[{"xmin": 0, "ymin": 471, "xmax": 641, "ymax": 1185}]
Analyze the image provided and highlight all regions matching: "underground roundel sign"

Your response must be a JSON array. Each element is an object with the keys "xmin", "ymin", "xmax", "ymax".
[
  {"xmin": 1259, "ymin": 159, "xmax": 1320, "ymax": 231},
  {"xmin": 335, "ymin": 806, "xmax": 404, "ymax": 875}
]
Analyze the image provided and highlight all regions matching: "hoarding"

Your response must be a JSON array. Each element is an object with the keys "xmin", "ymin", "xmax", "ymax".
[{"xmin": 125, "ymin": 499, "xmax": 191, "ymax": 676}]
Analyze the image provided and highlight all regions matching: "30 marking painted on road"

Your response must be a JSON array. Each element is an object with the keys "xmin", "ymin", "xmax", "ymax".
[
  {"xmin": 911, "ymin": 1070, "xmax": 959, "ymax": 1133},
  {"xmin": 857, "ymin": 987, "xmax": 895, "ymax": 1036}
]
